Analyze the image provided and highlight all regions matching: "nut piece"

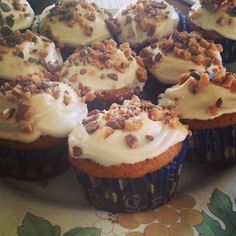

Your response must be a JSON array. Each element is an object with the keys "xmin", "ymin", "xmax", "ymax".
[
  {"xmin": 125, "ymin": 134, "xmax": 139, "ymax": 149},
  {"xmin": 136, "ymin": 67, "xmax": 148, "ymax": 82},
  {"xmin": 124, "ymin": 118, "xmax": 143, "ymax": 131},
  {"xmin": 72, "ymin": 146, "xmax": 83, "ymax": 157},
  {"xmin": 100, "ymin": 126, "xmax": 114, "ymax": 139},
  {"xmin": 149, "ymin": 108, "xmax": 162, "ymax": 121}
]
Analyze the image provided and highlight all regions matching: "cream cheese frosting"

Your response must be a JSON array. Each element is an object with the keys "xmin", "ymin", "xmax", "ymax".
[
  {"xmin": 158, "ymin": 70, "xmax": 236, "ymax": 120},
  {"xmin": 0, "ymin": 0, "xmax": 34, "ymax": 32},
  {"xmin": 189, "ymin": 0, "xmax": 236, "ymax": 40},
  {"xmin": 0, "ymin": 76, "xmax": 87, "ymax": 143},
  {"xmin": 110, "ymin": 0, "xmax": 179, "ymax": 47},
  {"xmin": 69, "ymin": 96, "xmax": 188, "ymax": 166},
  {"xmin": 60, "ymin": 39, "xmax": 147, "ymax": 101},
  {"xmin": 39, "ymin": 0, "xmax": 111, "ymax": 47},
  {"xmin": 139, "ymin": 32, "xmax": 223, "ymax": 84},
  {"xmin": 0, "ymin": 30, "xmax": 63, "ymax": 81}
]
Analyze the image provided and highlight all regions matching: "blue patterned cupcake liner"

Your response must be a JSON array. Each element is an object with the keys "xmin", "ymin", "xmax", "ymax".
[
  {"xmin": 189, "ymin": 125, "xmax": 236, "ymax": 164},
  {"xmin": 0, "ymin": 140, "xmax": 69, "ymax": 180},
  {"xmin": 73, "ymin": 138, "xmax": 189, "ymax": 213}
]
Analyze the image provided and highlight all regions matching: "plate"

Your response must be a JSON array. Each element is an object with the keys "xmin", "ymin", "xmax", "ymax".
[
  {"xmin": 1, "ymin": 162, "xmax": 236, "ymax": 236},
  {"xmin": 1, "ymin": 1, "xmax": 236, "ymax": 236}
]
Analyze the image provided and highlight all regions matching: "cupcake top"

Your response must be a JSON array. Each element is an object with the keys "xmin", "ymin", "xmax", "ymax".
[
  {"xmin": 59, "ymin": 39, "xmax": 147, "ymax": 102},
  {"xmin": 69, "ymin": 96, "xmax": 188, "ymax": 166},
  {"xmin": 107, "ymin": 0, "xmax": 179, "ymax": 47},
  {"xmin": 0, "ymin": 0, "xmax": 34, "ymax": 32},
  {"xmin": 139, "ymin": 31, "xmax": 223, "ymax": 84},
  {"xmin": 189, "ymin": 0, "xmax": 236, "ymax": 40},
  {"xmin": 158, "ymin": 68, "xmax": 236, "ymax": 120},
  {"xmin": 39, "ymin": 0, "xmax": 111, "ymax": 48},
  {"xmin": 0, "ymin": 75, "xmax": 87, "ymax": 143},
  {"xmin": 0, "ymin": 30, "xmax": 63, "ymax": 81}
]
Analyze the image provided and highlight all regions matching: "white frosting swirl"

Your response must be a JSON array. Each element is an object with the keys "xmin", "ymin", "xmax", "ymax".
[
  {"xmin": 0, "ymin": 81, "xmax": 87, "ymax": 143},
  {"xmin": 0, "ymin": 31, "xmax": 63, "ymax": 81},
  {"xmin": 0, "ymin": 0, "xmax": 34, "ymax": 32},
  {"xmin": 189, "ymin": 1, "xmax": 236, "ymax": 40},
  {"xmin": 116, "ymin": 0, "xmax": 179, "ymax": 47},
  {"xmin": 158, "ymin": 77, "xmax": 236, "ymax": 120},
  {"xmin": 69, "ymin": 101, "xmax": 188, "ymax": 166},
  {"xmin": 39, "ymin": 0, "xmax": 111, "ymax": 47}
]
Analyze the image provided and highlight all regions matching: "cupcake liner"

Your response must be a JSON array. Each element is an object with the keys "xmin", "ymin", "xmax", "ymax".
[
  {"xmin": 0, "ymin": 140, "xmax": 69, "ymax": 180},
  {"xmin": 73, "ymin": 138, "xmax": 189, "ymax": 213},
  {"xmin": 189, "ymin": 125, "xmax": 236, "ymax": 164},
  {"xmin": 215, "ymin": 38, "xmax": 236, "ymax": 64},
  {"xmin": 176, "ymin": 9, "xmax": 186, "ymax": 32}
]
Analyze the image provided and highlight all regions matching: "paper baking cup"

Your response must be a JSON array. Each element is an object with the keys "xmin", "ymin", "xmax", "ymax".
[
  {"xmin": 0, "ymin": 140, "xmax": 69, "ymax": 180},
  {"xmin": 190, "ymin": 126, "xmax": 236, "ymax": 164},
  {"xmin": 73, "ymin": 138, "xmax": 189, "ymax": 213},
  {"xmin": 215, "ymin": 38, "xmax": 236, "ymax": 64}
]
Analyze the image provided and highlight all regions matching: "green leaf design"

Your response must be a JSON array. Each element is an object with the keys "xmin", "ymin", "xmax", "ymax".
[
  {"xmin": 17, "ymin": 212, "xmax": 61, "ymax": 236},
  {"xmin": 196, "ymin": 189, "xmax": 236, "ymax": 236},
  {"xmin": 63, "ymin": 227, "xmax": 101, "ymax": 236}
]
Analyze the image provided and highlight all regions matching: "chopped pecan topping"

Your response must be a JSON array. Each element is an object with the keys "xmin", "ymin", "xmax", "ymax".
[
  {"xmin": 145, "ymin": 135, "xmax": 154, "ymax": 141},
  {"xmin": 0, "ymin": 108, "xmax": 15, "ymax": 120},
  {"xmin": 72, "ymin": 146, "xmax": 83, "ymax": 157},
  {"xmin": 136, "ymin": 67, "xmax": 148, "ymax": 82},
  {"xmin": 215, "ymin": 97, "xmax": 223, "ymax": 108},
  {"xmin": 125, "ymin": 134, "xmax": 139, "ymax": 149},
  {"xmin": 15, "ymin": 102, "xmax": 34, "ymax": 122},
  {"xmin": 107, "ymin": 73, "xmax": 118, "ymax": 81},
  {"xmin": 100, "ymin": 126, "xmax": 114, "ymax": 139},
  {"xmin": 106, "ymin": 116, "xmax": 125, "ymax": 129},
  {"xmin": 188, "ymin": 79, "xmax": 199, "ymax": 94},
  {"xmin": 124, "ymin": 118, "xmax": 143, "ymax": 131},
  {"xmin": 83, "ymin": 120, "xmax": 100, "ymax": 134}
]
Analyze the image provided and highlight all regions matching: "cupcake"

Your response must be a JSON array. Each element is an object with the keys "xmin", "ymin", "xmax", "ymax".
[
  {"xmin": 158, "ymin": 68, "xmax": 236, "ymax": 164},
  {"xmin": 0, "ymin": 75, "xmax": 87, "ymax": 180},
  {"xmin": 139, "ymin": 31, "xmax": 223, "ymax": 100},
  {"xmin": 39, "ymin": 0, "xmax": 111, "ymax": 57},
  {"xmin": 188, "ymin": 0, "xmax": 236, "ymax": 63},
  {"xmin": 0, "ymin": 0, "xmax": 34, "ymax": 33},
  {"xmin": 69, "ymin": 95, "xmax": 189, "ymax": 212},
  {"xmin": 59, "ymin": 39, "xmax": 148, "ymax": 110},
  {"xmin": 0, "ymin": 30, "xmax": 63, "ymax": 83},
  {"xmin": 106, "ymin": 0, "xmax": 182, "ymax": 50}
]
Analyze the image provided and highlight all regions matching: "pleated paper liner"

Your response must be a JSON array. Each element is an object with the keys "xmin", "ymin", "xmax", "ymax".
[
  {"xmin": 0, "ymin": 138, "xmax": 69, "ymax": 180},
  {"xmin": 73, "ymin": 138, "xmax": 189, "ymax": 213}
]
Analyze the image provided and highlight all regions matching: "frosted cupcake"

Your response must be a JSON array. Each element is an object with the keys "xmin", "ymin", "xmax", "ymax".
[
  {"xmin": 0, "ymin": 30, "xmax": 63, "ymax": 83},
  {"xmin": 139, "ymin": 31, "xmax": 223, "ymax": 100},
  {"xmin": 69, "ymin": 96, "xmax": 189, "ymax": 212},
  {"xmin": 188, "ymin": 0, "xmax": 236, "ymax": 63},
  {"xmin": 0, "ymin": 74, "xmax": 87, "ymax": 180},
  {"xmin": 0, "ymin": 0, "xmax": 34, "ymax": 33},
  {"xmin": 59, "ymin": 39, "xmax": 147, "ymax": 110},
  {"xmin": 106, "ymin": 0, "xmax": 182, "ymax": 50},
  {"xmin": 39, "ymin": 0, "xmax": 111, "ymax": 57},
  {"xmin": 158, "ymin": 68, "xmax": 236, "ymax": 163}
]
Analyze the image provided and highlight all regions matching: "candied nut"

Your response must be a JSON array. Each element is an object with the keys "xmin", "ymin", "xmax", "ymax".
[
  {"xmin": 191, "ymin": 11, "xmax": 202, "ymax": 20},
  {"xmin": 20, "ymin": 124, "xmax": 33, "ymax": 134},
  {"xmin": 215, "ymin": 97, "xmax": 223, "ymax": 108},
  {"xmin": 198, "ymin": 73, "xmax": 209, "ymax": 88},
  {"xmin": 1, "ymin": 108, "xmax": 15, "ymax": 120},
  {"xmin": 84, "ymin": 120, "xmax": 100, "ymax": 134},
  {"xmin": 136, "ymin": 67, "xmax": 148, "ymax": 82},
  {"xmin": 179, "ymin": 73, "xmax": 190, "ymax": 85},
  {"xmin": 173, "ymin": 47, "xmax": 185, "ymax": 58},
  {"xmin": 106, "ymin": 116, "xmax": 125, "ymax": 130},
  {"xmin": 105, "ymin": 18, "xmax": 122, "ymax": 35},
  {"xmin": 100, "ymin": 126, "xmax": 114, "ymax": 139},
  {"xmin": 154, "ymin": 52, "xmax": 162, "ymax": 63},
  {"xmin": 72, "ymin": 146, "xmax": 83, "ymax": 157},
  {"xmin": 69, "ymin": 74, "xmax": 77, "ymax": 82},
  {"xmin": 207, "ymin": 105, "xmax": 219, "ymax": 116},
  {"xmin": 223, "ymin": 74, "xmax": 234, "ymax": 88},
  {"xmin": 107, "ymin": 73, "xmax": 118, "ymax": 81},
  {"xmin": 64, "ymin": 93, "xmax": 72, "ymax": 105},
  {"xmin": 125, "ymin": 134, "xmax": 139, "ymax": 149},
  {"xmin": 188, "ymin": 79, "xmax": 199, "ymax": 94},
  {"xmin": 145, "ymin": 135, "xmax": 154, "ymax": 141},
  {"xmin": 15, "ymin": 102, "xmax": 34, "ymax": 122},
  {"xmin": 136, "ymin": 56, "xmax": 145, "ymax": 67},
  {"xmin": 130, "ymin": 95, "xmax": 140, "ymax": 104},
  {"xmin": 124, "ymin": 117, "xmax": 143, "ymax": 131},
  {"xmin": 84, "ymin": 26, "xmax": 93, "ymax": 36},
  {"xmin": 149, "ymin": 108, "xmax": 162, "ymax": 121},
  {"xmin": 84, "ymin": 90, "xmax": 96, "ymax": 102}
]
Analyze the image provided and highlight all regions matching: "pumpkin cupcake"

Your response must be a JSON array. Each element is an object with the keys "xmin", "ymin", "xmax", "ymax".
[
  {"xmin": 69, "ymin": 96, "xmax": 189, "ymax": 212},
  {"xmin": 0, "ymin": 74, "xmax": 87, "ymax": 180},
  {"xmin": 106, "ymin": 0, "xmax": 183, "ymax": 50},
  {"xmin": 188, "ymin": 0, "xmax": 236, "ymax": 63},
  {"xmin": 158, "ymin": 68, "xmax": 236, "ymax": 164},
  {"xmin": 0, "ymin": 0, "xmax": 34, "ymax": 33},
  {"xmin": 39, "ymin": 0, "xmax": 111, "ymax": 58},
  {"xmin": 139, "ymin": 31, "xmax": 223, "ymax": 100},
  {"xmin": 0, "ymin": 30, "xmax": 63, "ymax": 83},
  {"xmin": 59, "ymin": 39, "xmax": 148, "ymax": 110}
]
